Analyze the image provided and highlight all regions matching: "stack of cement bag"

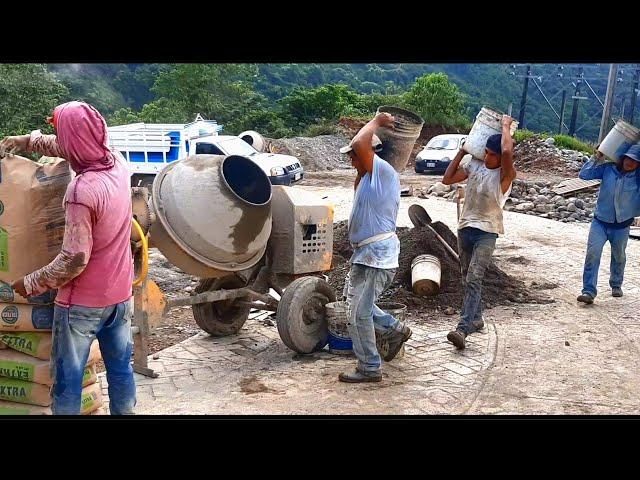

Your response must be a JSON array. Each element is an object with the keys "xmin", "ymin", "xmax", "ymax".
[
  {"xmin": 0, "ymin": 336, "xmax": 103, "ymax": 415},
  {"xmin": 0, "ymin": 155, "xmax": 105, "ymax": 415}
]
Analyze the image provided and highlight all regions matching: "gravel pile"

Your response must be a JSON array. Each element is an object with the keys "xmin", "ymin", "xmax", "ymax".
[{"xmin": 267, "ymin": 134, "xmax": 353, "ymax": 172}]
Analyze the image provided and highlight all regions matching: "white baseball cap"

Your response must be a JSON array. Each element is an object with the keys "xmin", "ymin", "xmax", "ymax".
[{"xmin": 340, "ymin": 134, "xmax": 382, "ymax": 154}]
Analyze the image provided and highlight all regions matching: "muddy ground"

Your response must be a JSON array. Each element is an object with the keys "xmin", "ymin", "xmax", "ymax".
[{"xmin": 327, "ymin": 220, "xmax": 553, "ymax": 320}]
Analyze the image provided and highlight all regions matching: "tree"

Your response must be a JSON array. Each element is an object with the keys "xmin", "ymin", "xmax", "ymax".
[
  {"xmin": 401, "ymin": 72, "xmax": 468, "ymax": 128},
  {"xmin": 0, "ymin": 64, "xmax": 68, "ymax": 138},
  {"xmin": 279, "ymin": 84, "xmax": 361, "ymax": 131}
]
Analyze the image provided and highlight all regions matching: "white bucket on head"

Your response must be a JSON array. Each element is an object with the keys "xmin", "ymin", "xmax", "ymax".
[
  {"xmin": 597, "ymin": 120, "xmax": 640, "ymax": 162},
  {"xmin": 464, "ymin": 107, "xmax": 518, "ymax": 160},
  {"xmin": 411, "ymin": 254, "xmax": 441, "ymax": 296}
]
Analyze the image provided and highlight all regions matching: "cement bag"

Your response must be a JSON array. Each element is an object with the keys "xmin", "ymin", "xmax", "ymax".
[
  {"xmin": 0, "ymin": 377, "xmax": 51, "ymax": 406},
  {"xmin": 87, "ymin": 340, "xmax": 102, "ymax": 366},
  {"xmin": 0, "ymin": 349, "xmax": 97, "ymax": 386},
  {"xmin": 80, "ymin": 382, "xmax": 103, "ymax": 415},
  {"xmin": 0, "ymin": 349, "xmax": 52, "ymax": 385},
  {"xmin": 0, "ymin": 155, "xmax": 71, "ymax": 290},
  {"xmin": 0, "ymin": 303, "xmax": 54, "ymax": 331},
  {"xmin": 82, "ymin": 364, "xmax": 98, "ymax": 387},
  {"xmin": 0, "ymin": 280, "xmax": 56, "ymax": 305},
  {"xmin": 0, "ymin": 332, "xmax": 101, "ymax": 363},
  {"xmin": 0, "ymin": 399, "xmax": 51, "ymax": 415},
  {"xmin": 0, "ymin": 331, "xmax": 52, "ymax": 359}
]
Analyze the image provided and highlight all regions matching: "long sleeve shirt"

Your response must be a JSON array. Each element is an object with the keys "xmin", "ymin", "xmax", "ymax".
[
  {"xmin": 23, "ymin": 131, "xmax": 133, "ymax": 307},
  {"xmin": 579, "ymin": 156, "xmax": 640, "ymax": 225}
]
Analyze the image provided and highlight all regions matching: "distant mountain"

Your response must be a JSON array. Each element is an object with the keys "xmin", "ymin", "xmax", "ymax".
[{"xmin": 46, "ymin": 63, "xmax": 639, "ymax": 142}]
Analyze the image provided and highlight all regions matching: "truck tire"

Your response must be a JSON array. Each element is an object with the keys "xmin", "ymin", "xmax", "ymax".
[
  {"xmin": 192, "ymin": 276, "xmax": 251, "ymax": 337},
  {"xmin": 276, "ymin": 276, "xmax": 336, "ymax": 354}
]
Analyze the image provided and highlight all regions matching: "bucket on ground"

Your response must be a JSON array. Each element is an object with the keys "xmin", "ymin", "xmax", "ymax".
[
  {"xmin": 325, "ymin": 301, "xmax": 353, "ymax": 355},
  {"xmin": 150, "ymin": 154, "xmax": 273, "ymax": 278},
  {"xmin": 411, "ymin": 254, "xmax": 441, "ymax": 296},
  {"xmin": 325, "ymin": 301, "xmax": 409, "ymax": 360},
  {"xmin": 375, "ymin": 106, "xmax": 424, "ymax": 173},
  {"xmin": 375, "ymin": 302, "xmax": 408, "ymax": 360},
  {"xmin": 597, "ymin": 120, "xmax": 640, "ymax": 162},
  {"xmin": 464, "ymin": 107, "xmax": 518, "ymax": 160}
]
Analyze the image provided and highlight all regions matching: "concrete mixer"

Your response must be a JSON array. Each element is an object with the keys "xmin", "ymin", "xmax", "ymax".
[{"xmin": 129, "ymin": 154, "xmax": 335, "ymax": 377}]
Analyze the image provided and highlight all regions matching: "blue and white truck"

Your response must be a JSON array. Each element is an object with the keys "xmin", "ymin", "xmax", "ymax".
[{"xmin": 108, "ymin": 115, "xmax": 304, "ymax": 187}]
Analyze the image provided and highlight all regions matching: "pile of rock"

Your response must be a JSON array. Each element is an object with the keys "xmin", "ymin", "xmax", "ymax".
[
  {"xmin": 266, "ymin": 134, "xmax": 353, "ymax": 172},
  {"xmin": 514, "ymin": 136, "xmax": 591, "ymax": 174},
  {"xmin": 506, "ymin": 179, "xmax": 596, "ymax": 223},
  {"xmin": 421, "ymin": 179, "xmax": 598, "ymax": 224}
]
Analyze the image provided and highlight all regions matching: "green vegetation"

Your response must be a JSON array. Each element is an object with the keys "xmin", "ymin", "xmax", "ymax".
[
  {"xmin": 2, "ymin": 63, "xmax": 636, "ymax": 144},
  {"xmin": 513, "ymin": 129, "xmax": 537, "ymax": 143},
  {"xmin": 552, "ymin": 134, "xmax": 595, "ymax": 154},
  {"xmin": 0, "ymin": 64, "xmax": 68, "ymax": 139}
]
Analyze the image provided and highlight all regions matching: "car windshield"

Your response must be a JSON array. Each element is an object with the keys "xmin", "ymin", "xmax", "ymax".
[
  {"xmin": 427, "ymin": 137, "xmax": 461, "ymax": 150},
  {"xmin": 218, "ymin": 137, "xmax": 258, "ymax": 156}
]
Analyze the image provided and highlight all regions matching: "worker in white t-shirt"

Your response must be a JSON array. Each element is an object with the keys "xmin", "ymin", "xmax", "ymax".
[{"xmin": 441, "ymin": 115, "xmax": 516, "ymax": 350}]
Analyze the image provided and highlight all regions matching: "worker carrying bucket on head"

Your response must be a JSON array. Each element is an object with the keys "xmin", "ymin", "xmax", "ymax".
[
  {"xmin": 576, "ymin": 144, "xmax": 640, "ymax": 305},
  {"xmin": 338, "ymin": 112, "xmax": 413, "ymax": 384},
  {"xmin": 441, "ymin": 115, "xmax": 517, "ymax": 350},
  {"xmin": 0, "ymin": 102, "xmax": 136, "ymax": 415}
]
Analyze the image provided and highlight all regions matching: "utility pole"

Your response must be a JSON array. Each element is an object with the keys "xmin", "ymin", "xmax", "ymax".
[
  {"xmin": 569, "ymin": 66, "xmax": 584, "ymax": 136},
  {"xmin": 598, "ymin": 63, "xmax": 618, "ymax": 143},
  {"xmin": 629, "ymin": 67, "xmax": 639, "ymax": 124},
  {"xmin": 518, "ymin": 65, "xmax": 531, "ymax": 128},
  {"xmin": 558, "ymin": 89, "xmax": 567, "ymax": 134}
]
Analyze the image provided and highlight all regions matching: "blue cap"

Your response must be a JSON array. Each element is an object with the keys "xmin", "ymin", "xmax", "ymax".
[
  {"xmin": 486, "ymin": 134, "xmax": 502, "ymax": 154},
  {"xmin": 623, "ymin": 144, "xmax": 640, "ymax": 162}
]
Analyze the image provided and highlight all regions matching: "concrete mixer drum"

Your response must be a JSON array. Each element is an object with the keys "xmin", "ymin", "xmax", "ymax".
[{"xmin": 135, "ymin": 156, "xmax": 338, "ymax": 362}]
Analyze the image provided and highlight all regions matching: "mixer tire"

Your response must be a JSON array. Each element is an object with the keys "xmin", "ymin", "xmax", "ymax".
[
  {"xmin": 192, "ymin": 276, "xmax": 251, "ymax": 337},
  {"xmin": 276, "ymin": 276, "xmax": 336, "ymax": 354}
]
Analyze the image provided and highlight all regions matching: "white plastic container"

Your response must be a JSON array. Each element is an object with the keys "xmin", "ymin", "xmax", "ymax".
[
  {"xmin": 597, "ymin": 120, "xmax": 640, "ymax": 162},
  {"xmin": 464, "ymin": 107, "xmax": 518, "ymax": 160},
  {"xmin": 411, "ymin": 255, "xmax": 442, "ymax": 296}
]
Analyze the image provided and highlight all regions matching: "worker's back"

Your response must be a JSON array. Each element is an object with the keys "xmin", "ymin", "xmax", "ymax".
[
  {"xmin": 348, "ymin": 155, "xmax": 400, "ymax": 244},
  {"xmin": 56, "ymin": 153, "xmax": 133, "ymax": 307}
]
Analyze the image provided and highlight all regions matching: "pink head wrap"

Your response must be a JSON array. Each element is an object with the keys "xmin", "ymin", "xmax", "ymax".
[{"xmin": 53, "ymin": 101, "xmax": 116, "ymax": 173}]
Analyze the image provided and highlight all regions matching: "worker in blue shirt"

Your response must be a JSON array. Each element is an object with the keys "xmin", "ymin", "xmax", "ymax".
[{"xmin": 577, "ymin": 144, "xmax": 640, "ymax": 304}]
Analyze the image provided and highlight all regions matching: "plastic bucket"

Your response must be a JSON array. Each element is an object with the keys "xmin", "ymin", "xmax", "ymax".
[
  {"xmin": 411, "ymin": 254, "xmax": 441, "ymax": 296},
  {"xmin": 325, "ymin": 301, "xmax": 409, "ymax": 359},
  {"xmin": 597, "ymin": 120, "xmax": 640, "ymax": 162},
  {"xmin": 464, "ymin": 107, "xmax": 518, "ymax": 160},
  {"xmin": 325, "ymin": 301, "xmax": 353, "ymax": 355},
  {"xmin": 375, "ymin": 106, "xmax": 424, "ymax": 173},
  {"xmin": 375, "ymin": 302, "xmax": 408, "ymax": 360}
]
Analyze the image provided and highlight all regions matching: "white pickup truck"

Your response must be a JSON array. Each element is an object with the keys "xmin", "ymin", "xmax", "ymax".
[{"xmin": 108, "ymin": 116, "xmax": 304, "ymax": 188}]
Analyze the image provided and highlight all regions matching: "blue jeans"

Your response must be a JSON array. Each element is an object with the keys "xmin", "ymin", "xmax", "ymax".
[
  {"xmin": 456, "ymin": 227, "xmax": 497, "ymax": 335},
  {"xmin": 582, "ymin": 219, "xmax": 630, "ymax": 297},
  {"xmin": 51, "ymin": 300, "xmax": 136, "ymax": 415},
  {"xmin": 345, "ymin": 263, "xmax": 405, "ymax": 374}
]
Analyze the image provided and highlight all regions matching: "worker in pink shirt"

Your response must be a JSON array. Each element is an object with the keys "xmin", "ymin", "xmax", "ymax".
[{"xmin": 1, "ymin": 101, "xmax": 135, "ymax": 415}]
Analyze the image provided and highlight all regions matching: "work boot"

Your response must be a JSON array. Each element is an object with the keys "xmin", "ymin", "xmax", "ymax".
[
  {"xmin": 472, "ymin": 319, "xmax": 485, "ymax": 331},
  {"xmin": 612, "ymin": 287, "xmax": 623, "ymax": 297},
  {"xmin": 577, "ymin": 293, "xmax": 594, "ymax": 304},
  {"xmin": 382, "ymin": 325, "xmax": 413, "ymax": 361},
  {"xmin": 338, "ymin": 369, "xmax": 382, "ymax": 383},
  {"xmin": 447, "ymin": 329, "xmax": 467, "ymax": 350}
]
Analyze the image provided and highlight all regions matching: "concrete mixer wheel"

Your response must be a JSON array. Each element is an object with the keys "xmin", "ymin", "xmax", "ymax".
[
  {"xmin": 276, "ymin": 276, "xmax": 336, "ymax": 354},
  {"xmin": 192, "ymin": 276, "xmax": 251, "ymax": 337}
]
